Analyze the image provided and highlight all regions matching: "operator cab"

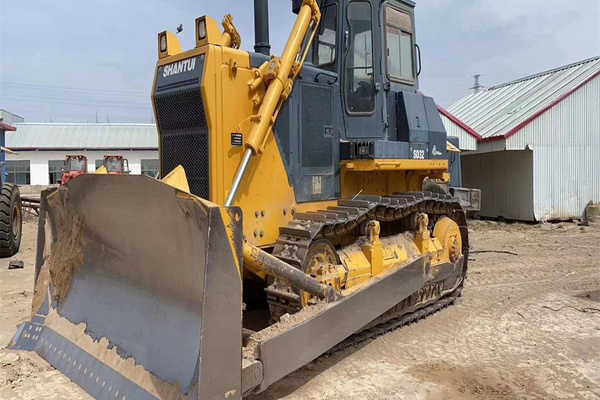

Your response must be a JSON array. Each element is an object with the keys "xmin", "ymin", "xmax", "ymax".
[
  {"xmin": 103, "ymin": 155, "xmax": 130, "ymax": 174},
  {"xmin": 269, "ymin": 0, "xmax": 445, "ymax": 202},
  {"xmin": 60, "ymin": 155, "xmax": 88, "ymax": 185},
  {"xmin": 307, "ymin": 0, "xmax": 422, "ymax": 137},
  {"xmin": 66, "ymin": 156, "xmax": 86, "ymax": 172}
]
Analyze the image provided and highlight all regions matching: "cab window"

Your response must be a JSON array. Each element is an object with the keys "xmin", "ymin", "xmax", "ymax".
[
  {"xmin": 314, "ymin": 5, "xmax": 337, "ymax": 66},
  {"xmin": 67, "ymin": 158, "xmax": 85, "ymax": 172},
  {"xmin": 385, "ymin": 6, "xmax": 415, "ymax": 83},
  {"xmin": 345, "ymin": 1, "xmax": 375, "ymax": 114},
  {"xmin": 105, "ymin": 157, "xmax": 122, "ymax": 173}
]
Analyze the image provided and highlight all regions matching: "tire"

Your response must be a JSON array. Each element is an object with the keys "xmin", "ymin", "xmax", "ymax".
[
  {"xmin": 0, "ymin": 183, "xmax": 22, "ymax": 257},
  {"xmin": 423, "ymin": 179, "xmax": 450, "ymax": 196}
]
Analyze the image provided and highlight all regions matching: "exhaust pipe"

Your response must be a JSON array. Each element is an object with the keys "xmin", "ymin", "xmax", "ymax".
[
  {"xmin": 254, "ymin": 0, "xmax": 271, "ymax": 55},
  {"xmin": 292, "ymin": 0, "xmax": 303, "ymax": 14}
]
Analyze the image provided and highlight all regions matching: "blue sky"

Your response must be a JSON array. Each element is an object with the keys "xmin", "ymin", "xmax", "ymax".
[{"xmin": 0, "ymin": 0, "xmax": 598, "ymax": 122}]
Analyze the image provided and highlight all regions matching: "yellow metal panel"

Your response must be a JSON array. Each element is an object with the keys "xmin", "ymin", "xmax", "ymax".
[
  {"xmin": 341, "ymin": 170, "xmax": 412, "ymax": 198},
  {"xmin": 340, "ymin": 250, "xmax": 372, "ymax": 288},
  {"xmin": 341, "ymin": 159, "xmax": 448, "ymax": 171},
  {"xmin": 195, "ymin": 16, "xmax": 223, "ymax": 48},
  {"xmin": 340, "ymin": 159, "xmax": 448, "ymax": 198},
  {"xmin": 432, "ymin": 216, "xmax": 462, "ymax": 264},
  {"xmin": 162, "ymin": 165, "xmax": 190, "ymax": 193},
  {"xmin": 446, "ymin": 141, "xmax": 461, "ymax": 153},
  {"xmin": 156, "ymin": 47, "xmax": 205, "ymax": 67},
  {"xmin": 157, "ymin": 31, "xmax": 182, "ymax": 59},
  {"xmin": 205, "ymin": 46, "xmax": 296, "ymax": 246}
]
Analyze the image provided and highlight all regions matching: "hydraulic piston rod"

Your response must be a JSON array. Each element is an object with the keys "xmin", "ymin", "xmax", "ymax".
[
  {"xmin": 225, "ymin": 148, "xmax": 253, "ymax": 207},
  {"xmin": 243, "ymin": 243, "xmax": 339, "ymax": 302},
  {"xmin": 225, "ymin": 0, "xmax": 320, "ymax": 206}
]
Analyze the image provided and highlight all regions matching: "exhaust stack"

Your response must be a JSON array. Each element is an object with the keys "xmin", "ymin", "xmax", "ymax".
[{"xmin": 253, "ymin": 0, "xmax": 270, "ymax": 55}]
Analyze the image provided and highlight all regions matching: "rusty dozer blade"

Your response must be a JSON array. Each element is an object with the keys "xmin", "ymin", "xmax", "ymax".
[{"xmin": 11, "ymin": 174, "xmax": 244, "ymax": 400}]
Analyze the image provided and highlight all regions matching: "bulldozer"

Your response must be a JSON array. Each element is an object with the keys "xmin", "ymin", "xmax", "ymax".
[
  {"xmin": 59, "ymin": 155, "xmax": 88, "ymax": 185},
  {"xmin": 94, "ymin": 155, "xmax": 130, "ymax": 175},
  {"xmin": 11, "ymin": 0, "xmax": 469, "ymax": 398},
  {"xmin": 102, "ymin": 155, "xmax": 129, "ymax": 175}
]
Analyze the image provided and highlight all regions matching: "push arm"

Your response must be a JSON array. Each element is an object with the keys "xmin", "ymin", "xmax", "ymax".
[{"xmin": 225, "ymin": 0, "xmax": 321, "ymax": 206}]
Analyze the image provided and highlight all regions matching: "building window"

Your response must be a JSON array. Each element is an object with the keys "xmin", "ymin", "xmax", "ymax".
[
  {"xmin": 314, "ymin": 4, "xmax": 337, "ymax": 67},
  {"xmin": 48, "ymin": 160, "xmax": 64, "ymax": 184},
  {"xmin": 5, "ymin": 160, "xmax": 31, "ymax": 184},
  {"xmin": 141, "ymin": 159, "xmax": 159, "ymax": 177},
  {"xmin": 385, "ymin": 6, "xmax": 415, "ymax": 83},
  {"xmin": 345, "ymin": 1, "xmax": 375, "ymax": 114},
  {"xmin": 95, "ymin": 159, "xmax": 104, "ymax": 170}
]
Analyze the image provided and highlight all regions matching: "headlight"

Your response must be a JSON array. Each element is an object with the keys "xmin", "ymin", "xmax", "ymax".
[
  {"xmin": 197, "ymin": 19, "xmax": 207, "ymax": 40},
  {"xmin": 160, "ymin": 34, "xmax": 167, "ymax": 52}
]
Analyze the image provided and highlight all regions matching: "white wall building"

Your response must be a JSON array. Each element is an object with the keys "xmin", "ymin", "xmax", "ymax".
[
  {"xmin": 5, "ymin": 123, "xmax": 158, "ymax": 185},
  {"xmin": 442, "ymin": 57, "xmax": 600, "ymax": 221},
  {"xmin": 437, "ymin": 106, "xmax": 480, "ymax": 151}
]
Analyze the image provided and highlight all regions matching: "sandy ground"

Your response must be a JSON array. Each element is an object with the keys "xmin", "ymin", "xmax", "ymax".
[{"xmin": 0, "ymin": 218, "xmax": 599, "ymax": 399}]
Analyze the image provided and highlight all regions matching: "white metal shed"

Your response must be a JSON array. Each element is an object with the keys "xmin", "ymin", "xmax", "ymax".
[
  {"xmin": 4, "ymin": 123, "xmax": 159, "ymax": 185},
  {"xmin": 437, "ymin": 105, "xmax": 481, "ymax": 151},
  {"xmin": 444, "ymin": 57, "xmax": 600, "ymax": 221}
]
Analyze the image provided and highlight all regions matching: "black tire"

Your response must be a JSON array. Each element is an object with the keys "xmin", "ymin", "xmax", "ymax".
[
  {"xmin": 423, "ymin": 179, "xmax": 450, "ymax": 195},
  {"xmin": 0, "ymin": 183, "xmax": 22, "ymax": 257}
]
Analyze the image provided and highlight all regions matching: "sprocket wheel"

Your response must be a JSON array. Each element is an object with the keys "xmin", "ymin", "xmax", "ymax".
[{"xmin": 298, "ymin": 239, "xmax": 338, "ymax": 307}]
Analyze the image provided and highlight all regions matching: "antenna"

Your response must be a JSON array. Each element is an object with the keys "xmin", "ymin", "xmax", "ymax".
[{"xmin": 470, "ymin": 74, "xmax": 485, "ymax": 94}]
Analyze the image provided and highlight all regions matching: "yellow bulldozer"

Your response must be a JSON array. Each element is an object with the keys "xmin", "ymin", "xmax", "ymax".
[{"xmin": 11, "ymin": 0, "xmax": 469, "ymax": 398}]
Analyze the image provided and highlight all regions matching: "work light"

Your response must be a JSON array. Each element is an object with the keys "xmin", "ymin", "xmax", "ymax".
[
  {"xmin": 197, "ymin": 19, "xmax": 207, "ymax": 40},
  {"xmin": 160, "ymin": 34, "xmax": 167, "ymax": 52}
]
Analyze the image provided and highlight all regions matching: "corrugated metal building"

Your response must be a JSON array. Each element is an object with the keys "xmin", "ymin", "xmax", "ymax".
[
  {"xmin": 0, "ymin": 110, "xmax": 24, "ymax": 125},
  {"xmin": 4, "ymin": 123, "xmax": 159, "ymax": 185},
  {"xmin": 437, "ymin": 106, "xmax": 481, "ymax": 151},
  {"xmin": 443, "ymin": 56, "xmax": 600, "ymax": 221}
]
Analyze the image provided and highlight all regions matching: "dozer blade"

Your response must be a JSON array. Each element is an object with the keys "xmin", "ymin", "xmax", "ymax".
[{"xmin": 11, "ymin": 174, "xmax": 244, "ymax": 400}]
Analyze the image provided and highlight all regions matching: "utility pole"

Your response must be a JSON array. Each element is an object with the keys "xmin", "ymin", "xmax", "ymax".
[{"xmin": 470, "ymin": 74, "xmax": 485, "ymax": 94}]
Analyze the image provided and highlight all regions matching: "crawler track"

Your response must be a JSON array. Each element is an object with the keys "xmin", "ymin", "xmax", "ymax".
[
  {"xmin": 266, "ymin": 192, "xmax": 469, "ymax": 315},
  {"xmin": 324, "ymin": 284, "xmax": 463, "ymax": 357}
]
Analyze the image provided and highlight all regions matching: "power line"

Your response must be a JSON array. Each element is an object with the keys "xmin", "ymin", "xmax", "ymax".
[
  {"xmin": 2, "ymin": 92, "xmax": 149, "ymax": 106},
  {"xmin": 1, "ymin": 82, "xmax": 154, "ymax": 123},
  {"xmin": 8, "ymin": 108, "xmax": 153, "ymax": 122},
  {"xmin": 0, "ymin": 81, "xmax": 149, "ymax": 96},
  {"xmin": 3, "ymin": 96, "xmax": 151, "ymax": 110}
]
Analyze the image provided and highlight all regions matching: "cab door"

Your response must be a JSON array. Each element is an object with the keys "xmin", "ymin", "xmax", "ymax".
[{"xmin": 342, "ymin": 0, "xmax": 385, "ymax": 139}]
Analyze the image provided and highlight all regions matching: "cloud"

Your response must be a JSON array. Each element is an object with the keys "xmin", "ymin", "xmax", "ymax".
[
  {"xmin": 416, "ymin": 0, "xmax": 599, "ymax": 106},
  {"xmin": 0, "ymin": 0, "xmax": 598, "ymax": 121}
]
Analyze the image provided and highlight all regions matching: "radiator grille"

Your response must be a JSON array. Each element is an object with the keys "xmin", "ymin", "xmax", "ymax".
[
  {"xmin": 160, "ymin": 131, "xmax": 209, "ymax": 199},
  {"xmin": 155, "ymin": 88, "xmax": 209, "ymax": 199},
  {"xmin": 155, "ymin": 89, "xmax": 206, "ymax": 132}
]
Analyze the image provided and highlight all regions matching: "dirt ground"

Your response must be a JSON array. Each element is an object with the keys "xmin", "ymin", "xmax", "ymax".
[{"xmin": 0, "ymin": 218, "xmax": 599, "ymax": 399}]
